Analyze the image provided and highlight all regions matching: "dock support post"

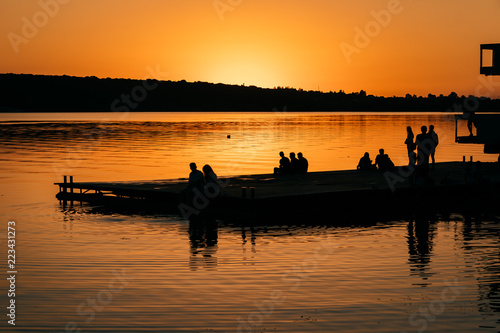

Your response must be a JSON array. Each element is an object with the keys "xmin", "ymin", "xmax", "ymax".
[
  {"xmin": 455, "ymin": 118, "xmax": 458, "ymax": 142},
  {"xmin": 62, "ymin": 175, "xmax": 68, "ymax": 208},
  {"xmin": 69, "ymin": 176, "xmax": 74, "ymax": 206},
  {"xmin": 470, "ymin": 156, "xmax": 473, "ymax": 162},
  {"xmin": 242, "ymin": 187, "xmax": 247, "ymax": 198},
  {"xmin": 463, "ymin": 156, "xmax": 466, "ymax": 163},
  {"xmin": 250, "ymin": 187, "xmax": 255, "ymax": 199}
]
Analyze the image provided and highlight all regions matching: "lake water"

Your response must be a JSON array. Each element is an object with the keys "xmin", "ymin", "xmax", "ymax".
[{"xmin": 0, "ymin": 112, "xmax": 499, "ymax": 332}]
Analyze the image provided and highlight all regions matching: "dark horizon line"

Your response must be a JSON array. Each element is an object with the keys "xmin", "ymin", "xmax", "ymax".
[
  {"xmin": 1, "ymin": 73, "xmax": 499, "ymax": 113},
  {"xmin": 0, "ymin": 72, "xmax": 494, "ymax": 100}
]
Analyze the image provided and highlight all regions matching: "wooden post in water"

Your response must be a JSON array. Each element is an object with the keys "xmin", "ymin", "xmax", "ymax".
[
  {"xmin": 250, "ymin": 187, "xmax": 255, "ymax": 199},
  {"xmin": 241, "ymin": 187, "xmax": 247, "ymax": 198},
  {"xmin": 455, "ymin": 118, "xmax": 458, "ymax": 142},
  {"xmin": 62, "ymin": 175, "xmax": 67, "ymax": 208},
  {"xmin": 69, "ymin": 176, "xmax": 74, "ymax": 206}
]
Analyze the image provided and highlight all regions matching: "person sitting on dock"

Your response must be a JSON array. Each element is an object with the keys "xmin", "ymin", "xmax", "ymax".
[
  {"xmin": 274, "ymin": 151, "xmax": 291, "ymax": 175},
  {"xmin": 203, "ymin": 164, "xmax": 217, "ymax": 185},
  {"xmin": 202, "ymin": 164, "xmax": 219, "ymax": 196},
  {"xmin": 290, "ymin": 152, "xmax": 299, "ymax": 173},
  {"xmin": 375, "ymin": 149, "xmax": 395, "ymax": 172},
  {"xmin": 297, "ymin": 152, "xmax": 308, "ymax": 173},
  {"xmin": 357, "ymin": 152, "xmax": 375, "ymax": 171},
  {"xmin": 188, "ymin": 162, "xmax": 205, "ymax": 192}
]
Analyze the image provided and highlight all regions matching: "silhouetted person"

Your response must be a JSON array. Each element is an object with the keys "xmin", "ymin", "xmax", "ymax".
[
  {"xmin": 202, "ymin": 164, "xmax": 217, "ymax": 184},
  {"xmin": 405, "ymin": 126, "xmax": 415, "ymax": 158},
  {"xmin": 357, "ymin": 152, "xmax": 375, "ymax": 171},
  {"xmin": 408, "ymin": 142, "xmax": 417, "ymax": 168},
  {"xmin": 428, "ymin": 125, "xmax": 439, "ymax": 168},
  {"xmin": 375, "ymin": 149, "xmax": 394, "ymax": 172},
  {"xmin": 181, "ymin": 162, "xmax": 205, "ymax": 205},
  {"xmin": 289, "ymin": 152, "xmax": 299, "ymax": 173},
  {"xmin": 188, "ymin": 162, "xmax": 204, "ymax": 192},
  {"xmin": 297, "ymin": 152, "xmax": 308, "ymax": 173},
  {"xmin": 465, "ymin": 110, "xmax": 477, "ymax": 136},
  {"xmin": 406, "ymin": 144, "xmax": 417, "ymax": 186},
  {"xmin": 274, "ymin": 151, "xmax": 291, "ymax": 175},
  {"xmin": 203, "ymin": 164, "xmax": 219, "ymax": 196},
  {"xmin": 415, "ymin": 126, "xmax": 430, "ymax": 171}
]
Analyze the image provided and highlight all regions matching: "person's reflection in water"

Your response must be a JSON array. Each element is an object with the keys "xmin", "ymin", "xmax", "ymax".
[
  {"xmin": 407, "ymin": 216, "xmax": 437, "ymax": 284},
  {"xmin": 188, "ymin": 218, "xmax": 218, "ymax": 271},
  {"xmin": 241, "ymin": 226, "xmax": 256, "ymax": 266}
]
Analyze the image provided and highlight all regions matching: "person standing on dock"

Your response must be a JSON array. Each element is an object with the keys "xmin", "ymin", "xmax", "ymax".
[
  {"xmin": 415, "ymin": 126, "xmax": 430, "ymax": 165},
  {"xmin": 464, "ymin": 110, "xmax": 477, "ymax": 136},
  {"xmin": 404, "ymin": 126, "xmax": 415, "ymax": 164},
  {"xmin": 428, "ymin": 125, "xmax": 439, "ymax": 168},
  {"xmin": 408, "ymin": 144, "xmax": 417, "ymax": 168},
  {"xmin": 415, "ymin": 126, "xmax": 431, "ymax": 179},
  {"xmin": 297, "ymin": 152, "xmax": 308, "ymax": 173}
]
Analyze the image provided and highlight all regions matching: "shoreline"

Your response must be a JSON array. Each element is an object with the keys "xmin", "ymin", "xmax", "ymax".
[{"xmin": 2, "ymin": 73, "xmax": 500, "ymax": 112}]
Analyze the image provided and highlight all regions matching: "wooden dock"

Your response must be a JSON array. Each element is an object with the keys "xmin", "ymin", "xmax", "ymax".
[{"xmin": 55, "ymin": 161, "xmax": 500, "ymax": 223}]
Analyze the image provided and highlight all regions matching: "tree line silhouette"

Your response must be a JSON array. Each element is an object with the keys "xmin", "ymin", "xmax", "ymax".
[{"xmin": 1, "ymin": 73, "xmax": 499, "ymax": 112}]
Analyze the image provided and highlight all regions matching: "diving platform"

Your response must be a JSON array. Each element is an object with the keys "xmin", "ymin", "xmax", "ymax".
[
  {"xmin": 481, "ymin": 43, "xmax": 500, "ymax": 76},
  {"xmin": 455, "ymin": 114, "xmax": 500, "ymax": 154}
]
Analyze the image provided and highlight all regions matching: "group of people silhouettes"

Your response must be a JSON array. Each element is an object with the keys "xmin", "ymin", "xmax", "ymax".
[
  {"xmin": 357, "ymin": 124, "xmax": 439, "ymax": 177},
  {"xmin": 357, "ymin": 149, "xmax": 395, "ymax": 172},
  {"xmin": 407, "ymin": 125, "xmax": 439, "ymax": 172},
  {"xmin": 184, "ymin": 151, "xmax": 310, "ymax": 201},
  {"xmin": 274, "ymin": 151, "xmax": 308, "ymax": 175}
]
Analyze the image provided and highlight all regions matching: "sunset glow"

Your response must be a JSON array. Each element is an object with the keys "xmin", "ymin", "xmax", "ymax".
[{"xmin": 1, "ymin": 0, "xmax": 500, "ymax": 97}]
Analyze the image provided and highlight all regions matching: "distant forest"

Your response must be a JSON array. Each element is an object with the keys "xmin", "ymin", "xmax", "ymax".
[{"xmin": 1, "ymin": 73, "xmax": 499, "ymax": 112}]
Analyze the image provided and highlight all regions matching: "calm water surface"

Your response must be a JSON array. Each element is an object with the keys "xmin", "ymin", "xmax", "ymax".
[{"xmin": 0, "ymin": 112, "xmax": 499, "ymax": 332}]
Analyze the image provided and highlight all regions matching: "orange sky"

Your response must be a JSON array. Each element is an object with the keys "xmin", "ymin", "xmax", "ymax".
[{"xmin": 1, "ymin": 0, "xmax": 500, "ymax": 97}]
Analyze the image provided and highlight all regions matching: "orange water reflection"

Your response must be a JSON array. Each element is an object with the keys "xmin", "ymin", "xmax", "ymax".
[
  {"xmin": 1, "ymin": 112, "xmax": 500, "ymax": 332},
  {"xmin": 0, "ymin": 112, "xmax": 497, "ymax": 184}
]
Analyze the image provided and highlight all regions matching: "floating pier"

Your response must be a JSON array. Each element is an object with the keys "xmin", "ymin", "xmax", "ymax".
[{"xmin": 55, "ymin": 161, "xmax": 500, "ymax": 223}]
